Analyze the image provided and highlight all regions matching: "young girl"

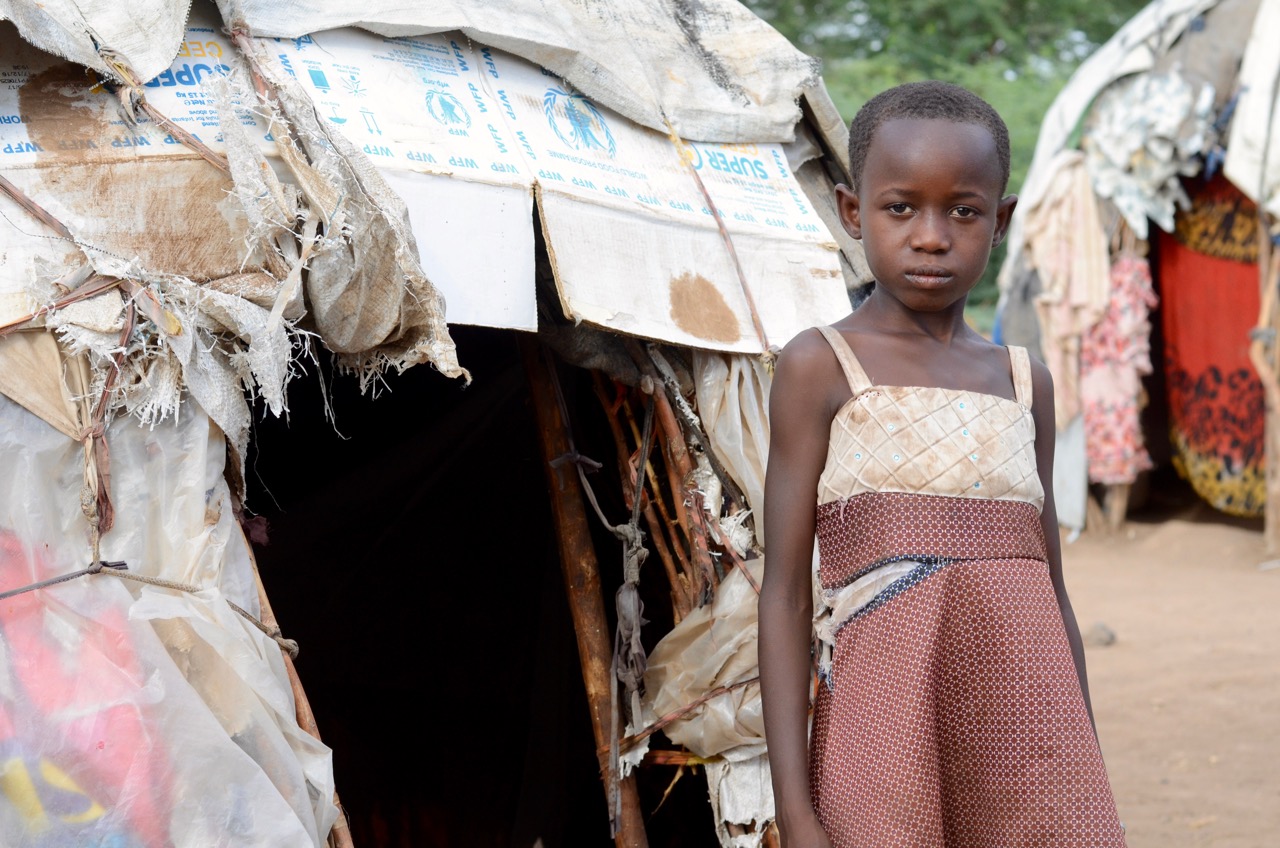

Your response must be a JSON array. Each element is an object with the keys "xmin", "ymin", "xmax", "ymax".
[{"xmin": 759, "ymin": 81, "xmax": 1127, "ymax": 847}]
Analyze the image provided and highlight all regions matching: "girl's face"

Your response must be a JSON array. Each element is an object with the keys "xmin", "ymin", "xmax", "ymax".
[{"xmin": 837, "ymin": 117, "xmax": 1016, "ymax": 314}]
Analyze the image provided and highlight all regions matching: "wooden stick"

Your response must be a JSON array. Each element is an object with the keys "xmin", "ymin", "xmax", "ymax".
[
  {"xmin": 1250, "ymin": 214, "xmax": 1280, "ymax": 553},
  {"xmin": 521, "ymin": 338, "xmax": 649, "ymax": 848},
  {"xmin": 656, "ymin": 424, "xmax": 709, "ymax": 599},
  {"xmin": 620, "ymin": 394, "xmax": 697, "ymax": 615},
  {"xmin": 592, "ymin": 375, "xmax": 692, "ymax": 619},
  {"xmin": 239, "ymin": 529, "xmax": 355, "ymax": 848},
  {"xmin": 625, "ymin": 341, "xmax": 718, "ymax": 599},
  {"xmin": 615, "ymin": 675, "xmax": 759, "ymax": 754},
  {"xmin": 647, "ymin": 344, "xmax": 750, "ymax": 513},
  {"xmin": 1103, "ymin": 483, "xmax": 1129, "ymax": 533},
  {"xmin": 0, "ymin": 172, "xmax": 75, "ymax": 240},
  {"xmin": 623, "ymin": 398, "xmax": 695, "ymax": 586},
  {"xmin": 641, "ymin": 749, "xmax": 713, "ymax": 767},
  {"xmin": 138, "ymin": 99, "xmax": 230, "ymax": 176},
  {"xmin": 648, "ymin": 385, "xmax": 718, "ymax": 595}
]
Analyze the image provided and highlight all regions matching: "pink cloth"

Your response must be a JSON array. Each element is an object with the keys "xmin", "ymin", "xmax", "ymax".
[{"xmin": 1080, "ymin": 255, "xmax": 1158, "ymax": 485}]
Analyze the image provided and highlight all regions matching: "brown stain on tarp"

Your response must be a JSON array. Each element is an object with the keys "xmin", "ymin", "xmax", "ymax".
[
  {"xmin": 34, "ymin": 160, "xmax": 249, "ymax": 280},
  {"xmin": 18, "ymin": 63, "xmax": 114, "ymax": 163},
  {"xmin": 668, "ymin": 272, "xmax": 741, "ymax": 344},
  {"xmin": 17, "ymin": 62, "xmax": 248, "ymax": 279}
]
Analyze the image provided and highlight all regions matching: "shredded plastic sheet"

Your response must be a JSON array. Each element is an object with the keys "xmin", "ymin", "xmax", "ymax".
[
  {"xmin": 645, "ymin": 350, "xmax": 780, "ymax": 845},
  {"xmin": 0, "ymin": 1, "xmax": 191, "ymax": 84},
  {"xmin": 0, "ymin": 395, "xmax": 336, "ymax": 846},
  {"xmin": 1225, "ymin": 0, "xmax": 1280, "ymax": 218},
  {"xmin": 642, "ymin": 556, "xmax": 764, "ymax": 759},
  {"xmin": 214, "ymin": 0, "xmax": 820, "ymax": 144},
  {"xmin": 1084, "ymin": 70, "xmax": 1215, "ymax": 238},
  {"xmin": 0, "ymin": 16, "xmax": 467, "ymax": 480},
  {"xmin": 229, "ymin": 33, "xmax": 467, "ymax": 388},
  {"xmin": 705, "ymin": 750, "xmax": 773, "ymax": 848},
  {"xmin": 692, "ymin": 352, "xmax": 772, "ymax": 546}
]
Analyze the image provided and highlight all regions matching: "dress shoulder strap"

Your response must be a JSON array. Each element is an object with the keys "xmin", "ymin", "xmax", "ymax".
[
  {"xmin": 1007, "ymin": 345, "xmax": 1034, "ymax": 408},
  {"xmin": 815, "ymin": 326, "xmax": 872, "ymax": 395}
]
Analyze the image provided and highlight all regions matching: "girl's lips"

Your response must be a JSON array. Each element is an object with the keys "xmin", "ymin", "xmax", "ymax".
[{"xmin": 904, "ymin": 270, "xmax": 953, "ymax": 287}]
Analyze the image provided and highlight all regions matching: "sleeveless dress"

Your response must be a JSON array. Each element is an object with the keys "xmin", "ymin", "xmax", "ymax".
[{"xmin": 808, "ymin": 326, "xmax": 1126, "ymax": 847}]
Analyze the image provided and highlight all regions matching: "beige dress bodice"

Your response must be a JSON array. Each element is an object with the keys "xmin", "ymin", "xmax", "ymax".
[{"xmin": 814, "ymin": 326, "xmax": 1045, "ymax": 513}]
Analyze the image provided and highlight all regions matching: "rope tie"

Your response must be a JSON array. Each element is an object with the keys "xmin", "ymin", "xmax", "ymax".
[
  {"xmin": 0, "ymin": 560, "xmax": 127, "ymax": 602},
  {"xmin": 0, "ymin": 561, "xmax": 299, "ymax": 658}
]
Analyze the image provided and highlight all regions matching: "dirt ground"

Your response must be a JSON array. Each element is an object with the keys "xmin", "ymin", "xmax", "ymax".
[{"xmin": 1065, "ymin": 493, "xmax": 1280, "ymax": 847}]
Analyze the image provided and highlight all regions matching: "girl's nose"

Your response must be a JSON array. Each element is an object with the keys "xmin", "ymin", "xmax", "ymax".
[{"xmin": 911, "ymin": 212, "xmax": 950, "ymax": 253}]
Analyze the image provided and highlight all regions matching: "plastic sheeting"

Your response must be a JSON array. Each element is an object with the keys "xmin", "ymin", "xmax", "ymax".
[
  {"xmin": 642, "ymin": 557, "xmax": 764, "ymax": 758},
  {"xmin": 0, "ymin": 16, "xmax": 464, "ymax": 482},
  {"xmin": 1225, "ymin": 0, "xmax": 1280, "ymax": 218},
  {"xmin": 692, "ymin": 352, "xmax": 773, "ymax": 546},
  {"xmin": 0, "ymin": 0, "xmax": 190, "ymax": 84},
  {"xmin": 0, "ymin": 0, "xmax": 824, "ymax": 145},
  {"xmin": 0, "ymin": 394, "xmax": 336, "ymax": 846},
  {"xmin": 214, "ymin": 0, "xmax": 820, "ymax": 144}
]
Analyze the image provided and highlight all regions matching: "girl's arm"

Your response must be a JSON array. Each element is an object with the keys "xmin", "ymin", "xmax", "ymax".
[
  {"xmin": 1029, "ymin": 360, "xmax": 1096, "ymax": 729},
  {"xmin": 760, "ymin": 331, "xmax": 841, "ymax": 848}
]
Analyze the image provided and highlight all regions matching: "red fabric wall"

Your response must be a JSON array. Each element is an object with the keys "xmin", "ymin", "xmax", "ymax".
[{"xmin": 1157, "ymin": 176, "xmax": 1264, "ymax": 516}]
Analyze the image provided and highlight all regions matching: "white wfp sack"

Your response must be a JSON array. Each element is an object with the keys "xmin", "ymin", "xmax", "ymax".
[{"xmin": 215, "ymin": 0, "xmax": 820, "ymax": 144}]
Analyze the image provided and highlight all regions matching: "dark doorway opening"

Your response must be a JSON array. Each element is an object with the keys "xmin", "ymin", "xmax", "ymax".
[{"xmin": 244, "ymin": 326, "xmax": 718, "ymax": 846}]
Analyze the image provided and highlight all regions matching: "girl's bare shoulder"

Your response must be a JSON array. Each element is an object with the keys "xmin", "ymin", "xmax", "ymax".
[{"xmin": 773, "ymin": 326, "xmax": 851, "ymax": 420}]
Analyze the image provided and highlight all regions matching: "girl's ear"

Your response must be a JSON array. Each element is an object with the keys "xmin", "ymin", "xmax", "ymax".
[
  {"xmin": 992, "ymin": 194, "xmax": 1018, "ymax": 247},
  {"xmin": 836, "ymin": 184, "xmax": 862, "ymax": 240}
]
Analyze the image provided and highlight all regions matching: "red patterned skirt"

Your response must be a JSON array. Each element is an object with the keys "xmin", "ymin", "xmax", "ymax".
[{"xmin": 810, "ymin": 493, "xmax": 1126, "ymax": 847}]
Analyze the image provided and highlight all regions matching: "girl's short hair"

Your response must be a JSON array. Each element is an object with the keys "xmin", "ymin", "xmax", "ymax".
[{"xmin": 847, "ymin": 81, "xmax": 1011, "ymax": 194}]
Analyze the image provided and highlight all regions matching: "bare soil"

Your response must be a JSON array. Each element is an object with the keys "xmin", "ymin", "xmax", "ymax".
[{"xmin": 1066, "ymin": 495, "xmax": 1280, "ymax": 847}]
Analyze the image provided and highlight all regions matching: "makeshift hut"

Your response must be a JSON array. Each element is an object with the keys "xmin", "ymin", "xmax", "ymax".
[
  {"xmin": 0, "ymin": 1, "xmax": 868, "ymax": 844},
  {"xmin": 997, "ymin": 0, "xmax": 1280, "ymax": 544}
]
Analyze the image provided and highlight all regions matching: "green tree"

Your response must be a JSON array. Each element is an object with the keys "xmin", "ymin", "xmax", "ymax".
[{"xmin": 747, "ymin": 0, "xmax": 1146, "ymax": 72}]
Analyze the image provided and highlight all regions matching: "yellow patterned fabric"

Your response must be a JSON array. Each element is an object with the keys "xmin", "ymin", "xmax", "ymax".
[{"xmin": 814, "ymin": 327, "xmax": 1044, "ymax": 512}]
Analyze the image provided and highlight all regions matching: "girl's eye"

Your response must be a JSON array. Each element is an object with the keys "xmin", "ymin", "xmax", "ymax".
[
  {"xmin": 952, "ymin": 206, "xmax": 979, "ymax": 218},
  {"xmin": 887, "ymin": 203, "xmax": 911, "ymax": 214}
]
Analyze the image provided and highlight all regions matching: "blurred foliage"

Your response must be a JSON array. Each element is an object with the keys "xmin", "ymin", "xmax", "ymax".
[
  {"xmin": 746, "ymin": 0, "xmax": 1146, "ymax": 73},
  {"xmin": 744, "ymin": 0, "xmax": 1148, "ymax": 302}
]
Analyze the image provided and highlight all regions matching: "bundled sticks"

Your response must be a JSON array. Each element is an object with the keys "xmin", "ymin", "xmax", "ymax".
[{"xmin": 525, "ymin": 333, "xmax": 762, "ymax": 846}]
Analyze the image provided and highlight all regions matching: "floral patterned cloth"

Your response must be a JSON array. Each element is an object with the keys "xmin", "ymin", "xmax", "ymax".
[{"xmin": 1080, "ymin": 255, "xmax": 1158, "ymax": 485}]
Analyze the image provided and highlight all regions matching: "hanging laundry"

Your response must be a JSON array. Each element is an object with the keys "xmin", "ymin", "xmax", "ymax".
[
  {"xmin": 1028, "ymin": 151, "xmax": 1113, "ymax": 430},
  {"xmin": 1081, "ymin": 255, "xmax": 1159, "ymax": 484}
]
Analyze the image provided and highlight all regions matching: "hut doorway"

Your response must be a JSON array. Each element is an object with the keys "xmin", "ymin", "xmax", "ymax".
[{"xmin": 244, "ymin": 326, "xmax": 716, "ymax": 846}]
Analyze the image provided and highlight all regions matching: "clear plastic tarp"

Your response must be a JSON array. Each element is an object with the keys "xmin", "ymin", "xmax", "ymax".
[{"xmin": 0, "ymin": 391, "xmax": 336, "ymax": 846}]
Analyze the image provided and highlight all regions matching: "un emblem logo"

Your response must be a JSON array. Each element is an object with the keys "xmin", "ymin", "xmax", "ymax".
[
  {"xmin": 544, "ymin": 86, "xmax": 616, "ymax": 157},
  {"xmin": 425, "ymin": 90, "xmax": 471, "ymax": 129}
]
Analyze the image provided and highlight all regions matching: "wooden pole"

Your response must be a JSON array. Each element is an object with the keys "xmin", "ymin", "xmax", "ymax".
[
  {"xmin": 1249, "ymin": 213, "xmax": 1280, "ymax": 553},
  {"xmin": 239, "ymin": 530, "xmax": 355, "ymax": 848},
  {"xmin": 520, "ymin": 338, "xmax": 649, "ymax": 848},
  {"xmin": 624, "ymin": 340, "xmax": 719, "ymax": 600},
  {"xmin": 1103, "ymin": 483, "xmax": 1130, "ymax": 533}
]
